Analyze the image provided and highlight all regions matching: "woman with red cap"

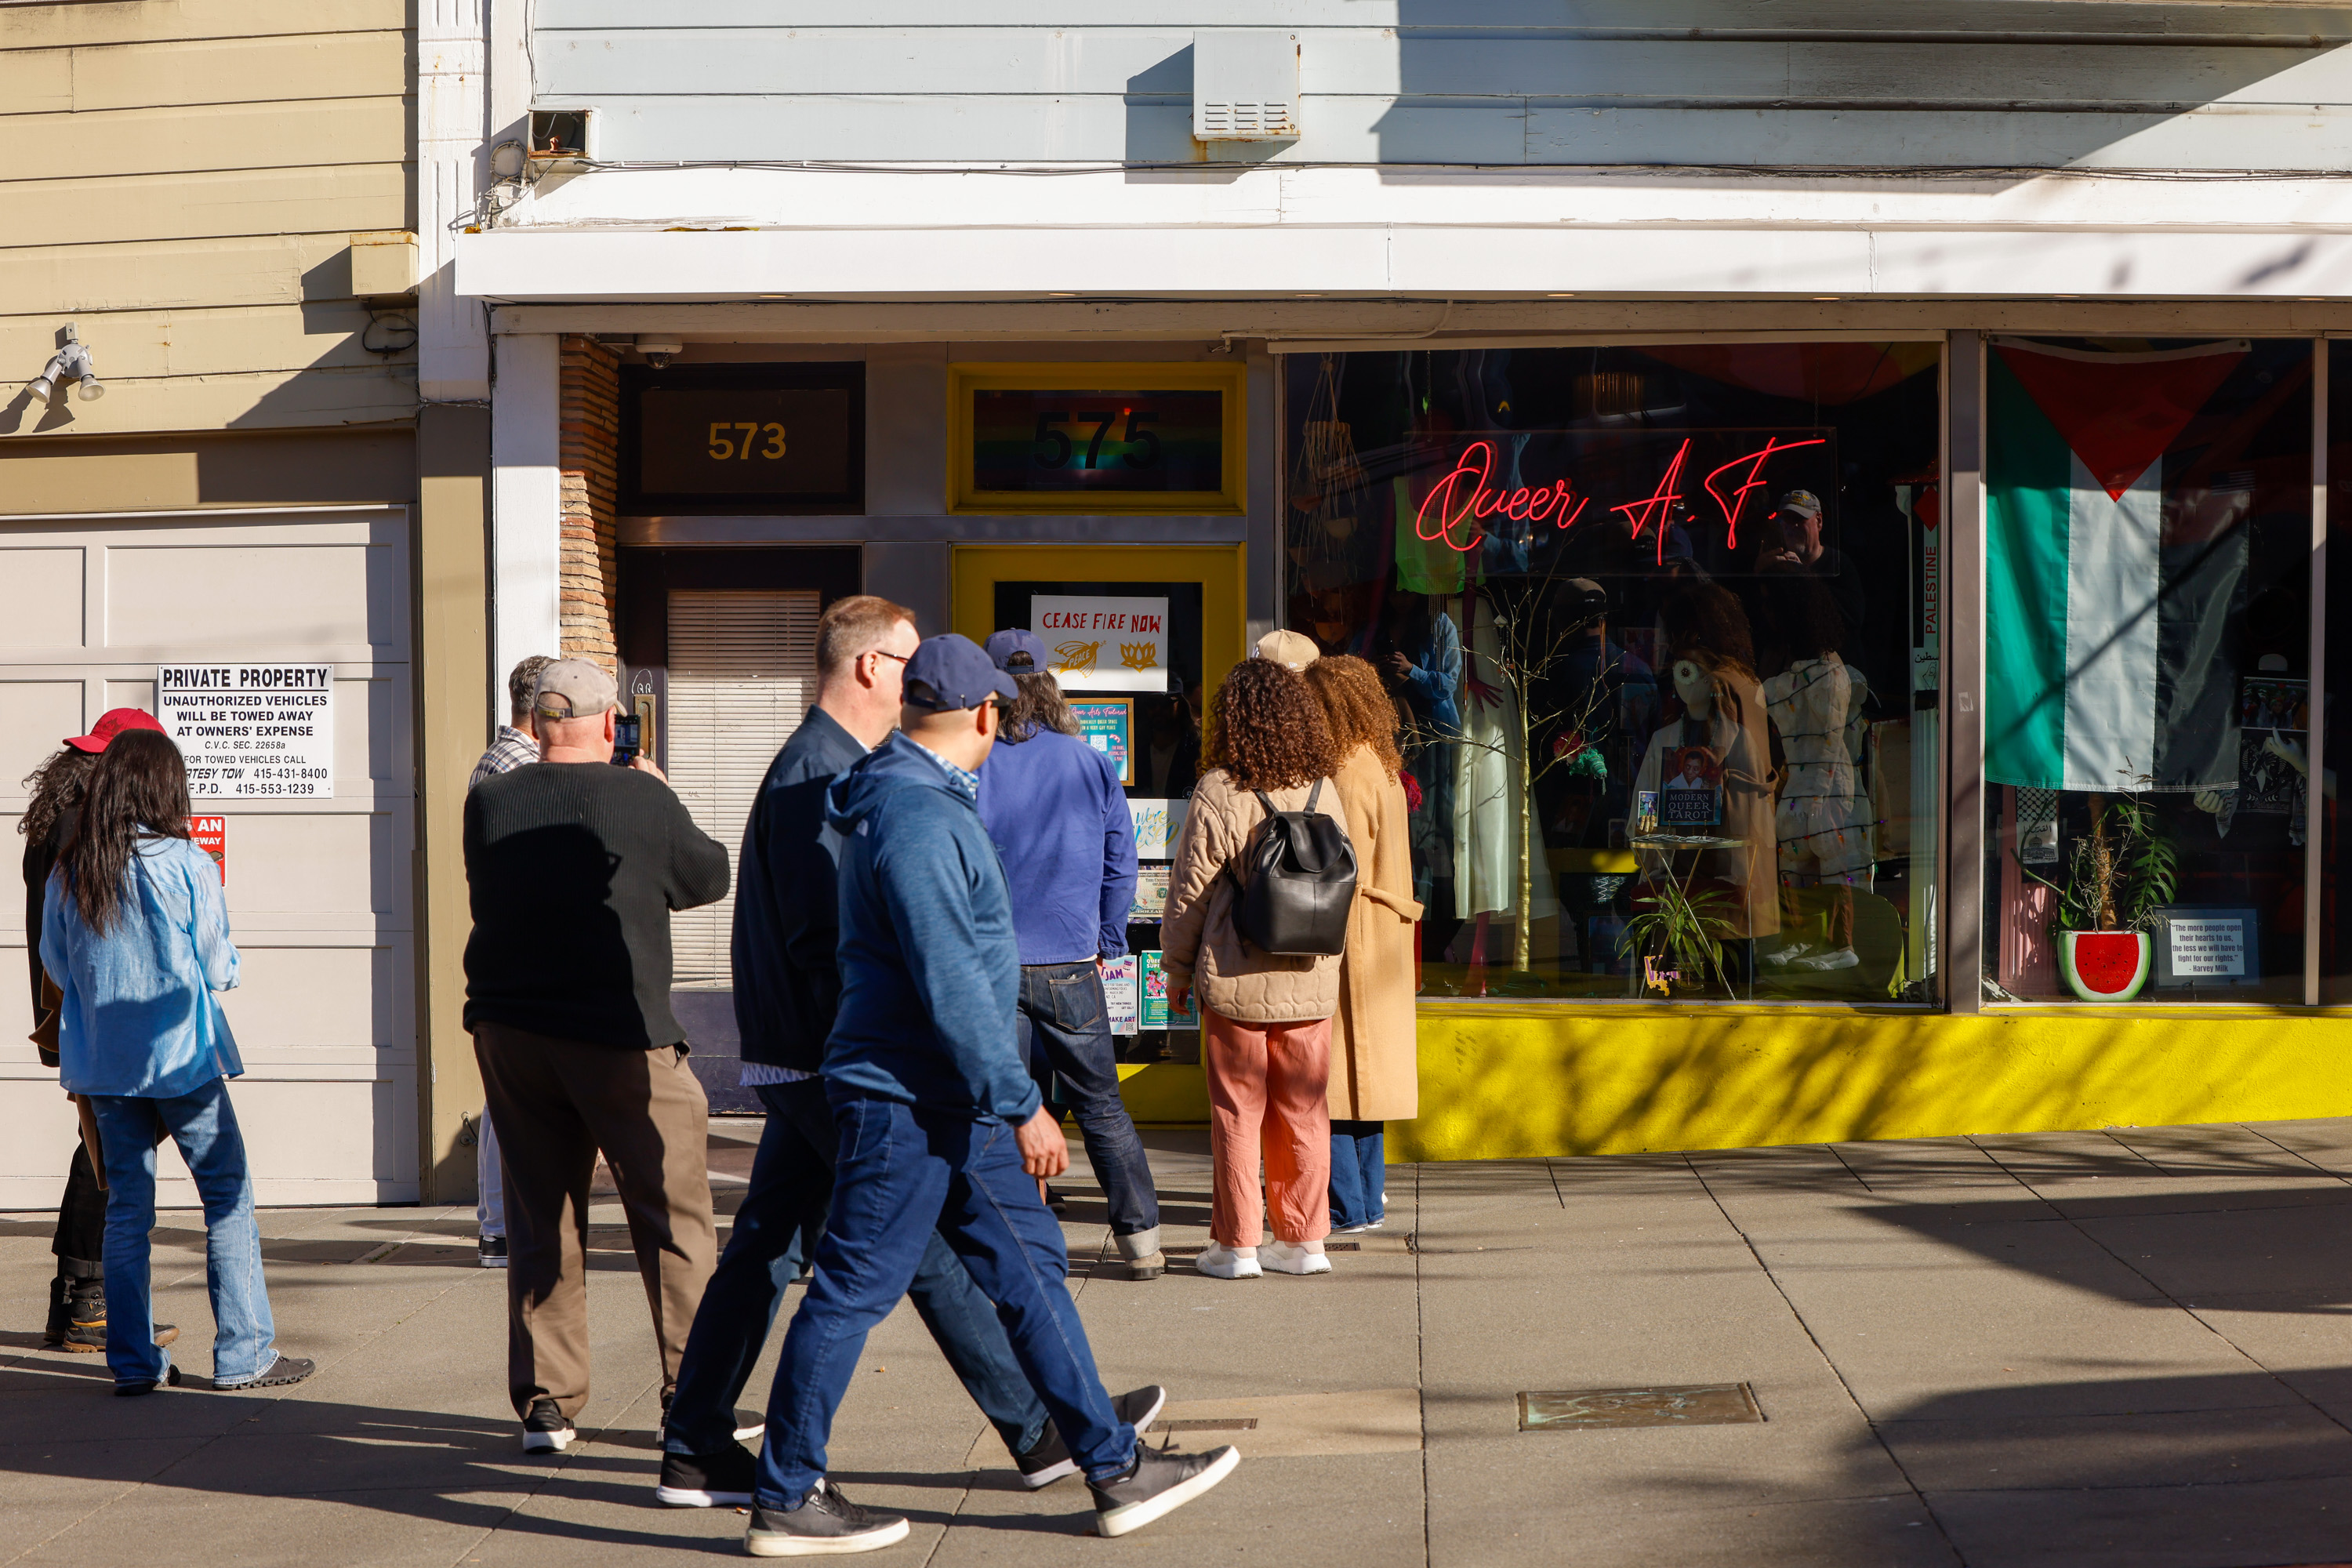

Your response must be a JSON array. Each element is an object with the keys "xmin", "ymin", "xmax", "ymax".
[{"xmin": 20, "ymin": 709, "xmax": 175, "ymax": 1356}]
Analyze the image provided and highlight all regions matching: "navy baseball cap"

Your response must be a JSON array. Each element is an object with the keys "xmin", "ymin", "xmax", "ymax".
[
  {"xmin": 985, "ymin": 627, "xmax": 1051, "ymax": 671},
  {"xmin": 903, "ymin": 633, "xmax": 1018, "ymax": 712}
]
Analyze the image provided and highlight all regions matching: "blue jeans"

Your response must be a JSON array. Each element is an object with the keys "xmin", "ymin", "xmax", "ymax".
[
  {"xmin": 1329, "ymin": 1120, "xmax": 1386, "ymax": 1230},
  {"xmin": 89, "ymin": 1080, "xmax": 278, "ymax": 1388},
  {"xmin": 1018, "ymin": 962, "xmax": 1160, "ymax": 1240},
  {"xmin": 665, "ymin": 1080, "xmax": 1047, "ymax": 1459},
  {"xmin": 757, "ymin": 1091, "xmax": 1134, "ymax": 1510}
]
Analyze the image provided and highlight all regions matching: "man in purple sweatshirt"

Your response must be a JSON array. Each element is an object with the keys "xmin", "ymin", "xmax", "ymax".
[{"xmin": 975, "ymin": 629, "xmax": 1162, "ymax": 1280}]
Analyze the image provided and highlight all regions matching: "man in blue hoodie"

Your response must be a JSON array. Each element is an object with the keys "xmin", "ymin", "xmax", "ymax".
[
  {"xmin": 739, "ymin": 634, "xmax": 1238, "ymax": 1557},
  {"xmin": 975, "ymin": 628, "xmax": 1161, "ymax": 1280}
]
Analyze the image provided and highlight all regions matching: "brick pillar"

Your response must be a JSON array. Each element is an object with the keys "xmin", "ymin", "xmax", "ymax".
[{"xmin": 557, "ymin": 336, "xmax": 620, "ymax": 673}]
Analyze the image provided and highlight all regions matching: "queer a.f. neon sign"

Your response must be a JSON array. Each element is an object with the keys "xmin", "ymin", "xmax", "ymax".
[{"xmin": 1413, "ymin": 434, "xmax": 1828, "ymax": 561}]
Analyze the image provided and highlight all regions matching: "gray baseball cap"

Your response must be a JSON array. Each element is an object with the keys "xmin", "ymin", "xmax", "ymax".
[{"xmin": 533, "ymin": 658, "xmax": 619, "ymax": 720}]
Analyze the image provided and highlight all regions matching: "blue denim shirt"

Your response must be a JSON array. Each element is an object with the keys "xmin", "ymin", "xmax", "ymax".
[{"xmin": 42, "ymin": 833, "xmax": 242, "ymax": 1099}]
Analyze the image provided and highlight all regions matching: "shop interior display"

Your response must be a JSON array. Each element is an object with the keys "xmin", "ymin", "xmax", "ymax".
[{"xmin": 1284, "ymin": 343, "xmax": 1942, "ymax": 1002}]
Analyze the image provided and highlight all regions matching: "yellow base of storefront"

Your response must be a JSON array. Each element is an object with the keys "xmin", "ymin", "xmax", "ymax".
[{"xmin": 1116, "ymin": 1006, "xmax": 2352, "ymax": 1159}]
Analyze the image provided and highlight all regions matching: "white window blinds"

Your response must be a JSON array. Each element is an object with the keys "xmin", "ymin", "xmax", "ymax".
[{"xmin": 665, "ymin": 589, "xmax": 821, "ymax": 989}]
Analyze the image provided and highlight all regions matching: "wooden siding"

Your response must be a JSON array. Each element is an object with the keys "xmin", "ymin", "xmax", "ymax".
[
  {"xmin": 0, "ymin": 4, "xmax": 415, "ymax": 440},
  {"xmin": 529, "ymin": 5, "xmax": 2352, "ymax": 170}
]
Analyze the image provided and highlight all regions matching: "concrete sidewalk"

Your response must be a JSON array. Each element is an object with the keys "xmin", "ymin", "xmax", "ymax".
[{"xmin": 9, "ymin": 1117, "xmax": 2352, "ymax": 1567}]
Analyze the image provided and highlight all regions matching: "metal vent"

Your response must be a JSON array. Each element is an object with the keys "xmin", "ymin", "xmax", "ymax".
[
  {"xmin": 666, "ymin": 590, "xmax": 821, "ymax": 989},
  {"xmin": 1194, "ymin": 31, "xmax": 1299, "ymax": 143}
]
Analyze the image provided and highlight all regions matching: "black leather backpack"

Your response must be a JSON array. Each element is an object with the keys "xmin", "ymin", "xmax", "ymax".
[{"xmin": 1235, "ymin": 781, "xmax": 1358, "ymax": 956}]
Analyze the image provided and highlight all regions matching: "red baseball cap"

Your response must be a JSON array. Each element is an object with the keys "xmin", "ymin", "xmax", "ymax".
[{"xmin": 65, "ymin": 707, "xmax": 165, "ymax": 753}]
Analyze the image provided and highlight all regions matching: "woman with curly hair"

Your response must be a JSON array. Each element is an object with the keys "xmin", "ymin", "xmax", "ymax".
[
  {"xmin": 1301, "ymin": 655, "xmax": 1423, "ymax": 1234},
  {"xmin": 1162, "ymin": 656, "xmax": 1350, "ymax": 1279}
]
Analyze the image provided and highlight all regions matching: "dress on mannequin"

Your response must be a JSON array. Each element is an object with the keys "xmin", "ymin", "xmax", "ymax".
[
  {"xmin": 1763, "ymin": 657, "xmax": 1873, "ymax": 882},
  {"xmin": 1452, "ymin": 593, "xmax": 1559, "ymax": 927}
]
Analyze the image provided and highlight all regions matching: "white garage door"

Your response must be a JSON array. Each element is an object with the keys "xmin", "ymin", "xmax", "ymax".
[{"xmin": 0, "ymin": 506, "xmax": 416, "ymax": 1207}]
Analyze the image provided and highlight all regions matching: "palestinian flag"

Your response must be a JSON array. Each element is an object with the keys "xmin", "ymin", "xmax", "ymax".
[{"xmin": 1985, "ymin": 338, "xmax": 2250, "ymax": 793}]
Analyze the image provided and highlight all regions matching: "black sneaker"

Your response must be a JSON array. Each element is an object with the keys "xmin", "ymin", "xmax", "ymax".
[
  {"xmin": 114, "ymin": 1366, "xmax": 182, "ymax": 1398},
  {"xmin": 656, "ymin": 1442, "xmax": 756, "ymax": 1508},
  {"xmin": 1088, "ymin": 1440, "xmax": 1241, "ymax": 1539},
  {"xmin": 521, "ymin": 1396, "xmax": 575, "ymax": 1453},
  {"xmin": 478, "ymin": 1234, "xmax": 508, "ymax": 1269},
  {"xmin": 51, "ymin": 1276, "xmax": 176, "ymax": 1352},
  {"xmin": 215, "ymin": 1353, "xmax": 314, "ymax": 1391},
  {"xmin": 744, "ymin": 1478, "xmax": 909, "ymax": 1557},
  {"xmin": 1015, "ymin": 1385, "xmax": 1168, "ymax": 1490}
]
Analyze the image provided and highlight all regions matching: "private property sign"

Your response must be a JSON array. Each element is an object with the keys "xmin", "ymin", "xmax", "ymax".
[{"xmin": 157, "ymin": 664, "xmax": 334, "ymax": 798}]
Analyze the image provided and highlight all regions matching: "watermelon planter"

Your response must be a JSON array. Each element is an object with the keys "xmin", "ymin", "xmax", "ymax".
[{"xmin": 2059, "ymin": 930, "xmax": 2151, "ymax": 1002}]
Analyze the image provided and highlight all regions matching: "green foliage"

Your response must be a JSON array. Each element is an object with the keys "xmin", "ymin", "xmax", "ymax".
[
  {"xmin": 1620, "ymin": 880, "xmax": 1742, "ymax": 996},
  {"xmin": 2020, "ymin": 793, "xmax": 2179, "ymax": 936}
]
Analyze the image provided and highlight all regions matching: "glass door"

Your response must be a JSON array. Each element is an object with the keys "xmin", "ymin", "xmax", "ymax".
[{"xmin": 953, "ymin": 543, "xmax": 1246, "ymax": 1065}]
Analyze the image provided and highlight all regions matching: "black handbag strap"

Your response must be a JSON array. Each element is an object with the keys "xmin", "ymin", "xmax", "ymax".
[{"xmin": 1252, "ymin": 781, "xmax": 1323, "ymax": 816}]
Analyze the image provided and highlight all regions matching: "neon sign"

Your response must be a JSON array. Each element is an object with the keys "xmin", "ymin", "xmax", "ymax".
[{"xmin": 1413, "ymin": 432, "xmax": 1828, "ymax": 560}]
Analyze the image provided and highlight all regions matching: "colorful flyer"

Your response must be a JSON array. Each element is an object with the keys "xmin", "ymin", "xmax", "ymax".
[
  {"xmin": 1101, "ymin": 955, "xmax": 1140, "ymax": 1036},
  {"xmin": 1139, "ymin": 950, "xmax": 1199, "ymax": 1029},
  {"xmin": 1031, "ymin": 596, "xmax": 1171, "ymax": 694},
  {"xmin": 191, "ymin": 815, "xmax": 227, "ymax": 883},
  {"xmin": 1130, "ymin": 863, "xmax": 1171, "ymax": 924},
  {"xmin": 1069, "ymin": 697, "xmax": 1134, "ymax": 784},
  {"xmin": 1130, "ymin": 797, "xmax": 1189, "ymax": 860},
  {"xmin": 1660, "ymin": 747, "xmax": 1722, "ymax": 829}
]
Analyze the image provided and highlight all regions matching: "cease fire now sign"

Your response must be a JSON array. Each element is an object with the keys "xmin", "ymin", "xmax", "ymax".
[{"xmin": 157, "ymin": 664, "xmax": 334, "ymax": 798}]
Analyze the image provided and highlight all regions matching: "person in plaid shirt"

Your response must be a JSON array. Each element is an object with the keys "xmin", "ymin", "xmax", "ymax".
[{"xmin": 466, "ymin": 654, "xmax": 554, "ymax": 1266}]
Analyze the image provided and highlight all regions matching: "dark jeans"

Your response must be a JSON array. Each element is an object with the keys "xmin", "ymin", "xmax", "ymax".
[
  {"xmin": 1018, "ymin": 962, "xmax": 1160, "ymax": 1240},
  {"xmin": 1330, "ymin": 1120, "xmax": 1387, "ymax": 1229},
  {"xmin": 665, "ymin": 1079, "xmax": 1048, "ymax": 1461},
  {"xmin": 757, "ymin": 1091, "xmax": 1134, "ymax": 1511}
]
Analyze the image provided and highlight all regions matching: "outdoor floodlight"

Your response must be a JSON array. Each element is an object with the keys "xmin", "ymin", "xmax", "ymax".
[{"xmin": 27, "ymin": 323, "xmax": 102, "ymax": 403}]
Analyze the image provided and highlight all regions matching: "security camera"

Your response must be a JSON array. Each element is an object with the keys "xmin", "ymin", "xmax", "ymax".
[
  {"xmin": 636, "ymin": 336, "xmax": 684, "ymax": 369},
  {"xmin": 27, "ymin": 322, "xmax": 102, "ymax": 403}
]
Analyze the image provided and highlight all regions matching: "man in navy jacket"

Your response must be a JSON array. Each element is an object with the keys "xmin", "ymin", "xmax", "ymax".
[
  {"xmin": 736, "ymin": 635, "xmax": 1238, "ymax": 1556},
  {"xmin": 662, "ymin": 599, "xmax": 1122, "ymax": 1513},
  {"xmin": 975, "ymin": 629, "xmax": 1161, "ymax": 1279}
]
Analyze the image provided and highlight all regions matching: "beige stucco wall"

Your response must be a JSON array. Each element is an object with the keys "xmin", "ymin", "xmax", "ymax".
[{"xmin": 0, "ymin": 0, "xmax": 416, "ymax": 438}]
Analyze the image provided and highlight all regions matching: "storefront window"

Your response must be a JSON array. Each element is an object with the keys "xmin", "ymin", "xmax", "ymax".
[
  {"xmin": 1282, "ymin": 343, "xmax": 1943, "ymax": 1001},
  {"xmin": 1981, "ymin": 337, "xmax": 2312, "ymax": 1004},
  {"xmin": 2322, "ymin": 340, "xmax": 2350, "ymax": 1004}
]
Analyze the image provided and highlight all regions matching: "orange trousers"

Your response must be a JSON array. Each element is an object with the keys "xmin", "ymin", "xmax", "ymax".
[{"xmin": 1203, "ymin": 1009, "xmax": 1334, "ymax": 1247}]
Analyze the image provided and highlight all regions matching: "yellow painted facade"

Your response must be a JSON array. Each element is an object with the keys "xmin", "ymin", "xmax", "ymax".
[{"xmin": 1120, "ymin": 1005, "xmax": 2352, "ymax": 1157}]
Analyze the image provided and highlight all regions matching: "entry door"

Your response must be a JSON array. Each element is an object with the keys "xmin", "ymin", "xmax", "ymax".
[{"xmin": 952, "ymin": 544, "xmax": 1245, "ymax": 1071}]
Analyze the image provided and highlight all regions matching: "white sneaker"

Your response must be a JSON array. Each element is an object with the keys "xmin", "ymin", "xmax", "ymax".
[
  {"xmin": 1761, "ymin": 942, "xmax": 1813, "ymax": 967},
  {"xmin": 1330, "ymin": 1221, "xmax": 1376, "ymax": 1236},
  {"xmin": 1194, "ymin": 1243, "xmax": 1261, "ymax": 1279},
  {"xmin": 1259, "ymin": 1240, "xmax": 1332, "ymax": 1276},
  {"xmin": 1794, "ymin": 946, "xmax": 1860, "ymax": 971}
]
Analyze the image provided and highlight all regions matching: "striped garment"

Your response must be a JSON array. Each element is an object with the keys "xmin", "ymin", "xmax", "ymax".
[{"xmin": 468, "ymin": 725, "xmax": 539, "ymax": 790}]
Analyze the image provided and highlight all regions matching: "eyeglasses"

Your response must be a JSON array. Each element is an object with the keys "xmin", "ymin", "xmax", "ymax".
[{"xmin": 869, "ymin": 649, "xmax": 910, "ymax": 665}]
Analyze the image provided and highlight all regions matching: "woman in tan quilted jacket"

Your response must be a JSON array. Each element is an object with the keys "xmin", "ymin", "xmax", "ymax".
[
  {"xmin": 1162, "ymin": 658, "xmax": 1348, "ymax": 1279},
  {"xmin": 1301, "ymin": 655, "xmax": 1423, "ymax": 1235}
]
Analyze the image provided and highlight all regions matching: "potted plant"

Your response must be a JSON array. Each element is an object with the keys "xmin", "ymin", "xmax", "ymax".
[
  {"xmin": 2022, "ymin": 792, "xmax": 2178, "ymax": 1002},
  {"xmin": 1620, "ymin": 877, "xmax": 1740, "ymax": 999}
]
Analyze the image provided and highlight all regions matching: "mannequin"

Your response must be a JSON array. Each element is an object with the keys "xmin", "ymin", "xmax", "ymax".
[
  {"xmin": 1758, "ymin": 565, "xmax": 1873, "ymax": 972},
  {"xmin": 1633, "ymin": 625, "xmax": 1780, "ymax": 952}
]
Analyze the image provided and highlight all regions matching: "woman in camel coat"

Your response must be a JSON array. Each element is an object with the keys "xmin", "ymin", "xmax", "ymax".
[{"xmin": 1302, "ymin": 655, "xmax": 1424, "ymax": 1232}]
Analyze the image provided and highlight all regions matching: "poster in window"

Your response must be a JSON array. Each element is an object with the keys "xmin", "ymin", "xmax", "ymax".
[
  {"xmin": 1131, "ymin": 864, "xmax": 1171, "ymax": 925},
  {"xmin": 2152, "ymin": 906, "xmax": 2261, "ymax": 988},
  {"xmin": 1102, "ymin": 955, "xmax": 1141, "ymax": 1036},
  {"xmin": 1068, "ymin": 698, "xmax": 1134, "ymax": 782},
  {"xmin": 1035, "ymin": 599, "xmax": 1170, "ymax": 695},
  {"xmin": 1660, "ymin": 747, "xmax": 1722, "ymax": 829},
  {"xmin": 1140, "ymin": 950, "xmax": 1200, "ymax": 1029}
]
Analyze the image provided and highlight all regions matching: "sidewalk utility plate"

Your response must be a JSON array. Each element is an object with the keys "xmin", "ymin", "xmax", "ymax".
[{"xmin": 1518, "ymin": 1384, "xmax": 1762, "ymax": 1431}]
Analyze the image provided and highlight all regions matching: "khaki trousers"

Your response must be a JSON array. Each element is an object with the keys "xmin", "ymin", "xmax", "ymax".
[
  {"xmin": 1203, "ymin": 1009, "xmax": 1333, "ymax": 1247},
  {"xmin": 474, "ymin": 1022, "xmax": 717, "ymax": 1420}
]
